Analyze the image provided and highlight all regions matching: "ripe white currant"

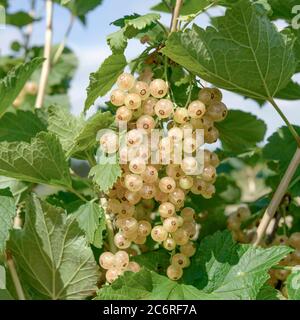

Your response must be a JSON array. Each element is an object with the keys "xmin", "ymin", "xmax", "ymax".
[
  {"xmin": 149, "ymin": 79, "xmax": 168, "ymax": 98},
  {"xmin": 117, "ymin": 73, "xmax": 135, "ymax": 91}
]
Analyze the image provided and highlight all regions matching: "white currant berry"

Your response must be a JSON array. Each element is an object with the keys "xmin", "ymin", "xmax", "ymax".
[
  {"xmin": 124, "ymin": 190, "xmax": 141, "ymax": 205},
  {"xmin": 124, "ymin": 174, "xmax": 143, "ymax": 192},
  {"xmin": 114, "ymin": 232, "xmax": 131, "ymax": 249},
  {"xmin": 149, "ymin": 79, "xmax": 168, "ymax": 98},
  {"xmin": 142, "ymin": 97, "xmax": 157, "ymax": 116},
  {"xmin": 168, "ymin": 188, "xmax": 185, "ymax": 207},
  {"xmin": 188, "ymin": 100, "xmax": 206, "ymax": 119},
  {"xmin": 155, "ymin": 191, "xmax": 169, "ymax": 203},
  {"xmin": 121, "ymin": 217, "xmax": 138, "ymax": 236},
  {"xmin": 132, "ymin": 81, "xmax": 150, "ymax": 100},
  {"xmin": 114, "ymin": 250, "xmax": 130, "ymax": 269},
  {"xmin": 154, "ymin": 99, "xmax": 174, "ymax": 119},
  {"xmin": 159, "ymin": 177, "xmax": 176, "ymax": 193},
  {"xmin": 110, "ymin": 89, "xmax": 126, "ymax": 106},
  {"xmin": 180, "ymin": 242, "xmax": 196, "ymax": 257},
  {"xmin": 206, "ymin": 102, "xmax": 228, "ymax": 122},
  {"xmin": 182, "ymin": 221, "xmax": 197, "ymax": 238},
  {"xmin": 136, "ymin": 145, "xmax": 150, "ymax": 161},
  {"xmin": 125, "ymin": 93, "xmax": 142, "ymax": 110},
  {"xmin": 236, "ymin": 207, "xmax": 251, "ymax": 221},
  {"xmin": 119, "ymin": 201, "xmax": 135, "ymax": 218},
  {"xmin": 183, "ymin": 136, "xmax": 197, "ymax": 153},
  {"xmin": 106, "ymin": 268, "xmax": 121, "ymax": 283},
  {"xmin": 137, "ymin": 220, "xmax": 152, "ymax": 237},
  {"xmin": 100, "ymin": 131, "xmax": 119, "ymax": 154},
  {"xmin": 205, "ymin": 126, "xmax": 219, "ymax": 144},
  {"xmin": 141, "ymin": 166, "xmax": 158, "ymax": 183},
  {"xmin": 289, "ymin": 233, "xmax": 300, "ymax": 249},
  {"xmin": 167, "ymin": 264, "xmax": 183, "ymax": 280},
  {"xmin": 151, "ymin": 225, "xmax": 168, "ymax": 242},
  {"xmin": 172, "ymin": 228, "xmax": 189, "ymax": 245},
  {"xmin": 139, "ymin": 183, "xmax": 156, "ymax": 199},
  {"xmin": 179, "ymin": 176, "xmax": 194, "ymax": 190},
  {"xmin": 174, "ymin": 108, "xmax": 189, "ymax": 124},
  {"xmin": 163, "ymin": 237, "xmax": 177, "ymax": 251},
  {"xmin": 129, "ymin": 157, "xmax": 146, "ymax": 174},
  {"xmin": 127, "ymin": 261, "xmax": 141, "ymax": 273},
  {"xmin": 133, "ymin": 234, "xmax": 147, "ymax": 244},
  {"xmin": 166, "ymin": 165, "xmax": 183, "ymax": 180},
  {"xmin": 163, "ymin": 217, "xmax": 179, "ymax": 233},
  {"xmin": 202, "ymin": 165, "xmax": 216, "ymax": 182},
  {"xmin": 136, "ymin": 115, "xmax": 155, "ymax": 133},
  {"xmin": 99, "ymin": 252, "xmax": 115, "ymax": 269},
  {"xmin": 181, "ymin": 207, "xmax": 196, "ymax": 221},
  {"xmin": 126, "ymin": 129, "xmax": 144, "ymax": 147},
  {"xmin": 116, "ymin": 106, "xmax": 132, "ymax": 123},
  {"xmin": 168, "ymin": 127, "xmax": 183, "ymax": 143},
  {"xmin": 171, "ymin": 253, "xmax": 189, "ymax": 268},
  {"xmin": 159, "ymin": 137, "xmax": 174, "ymax": 154},
  {"xmin": 158, "ymin": 202, "xmax": 176, "ymax": 218},
  {"xmin": 117, "ymin": 73, "xmax": 135, "ymax": 91},
  {"xmin": 107, "ymin": 198, "xmax": 122, "ymax": 214},
  {"xmin": 191, "ymin": 178, "xmax": 208, "ymax": 195},
  {"xmin": 181, "ymin": 157, "xmax": 198, "ymax": 175}
]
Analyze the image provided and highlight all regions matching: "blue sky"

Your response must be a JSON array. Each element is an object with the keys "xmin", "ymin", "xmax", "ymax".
[{"xmin": 1, "ymin": 0, "xmax": 300, "ymax": 141}]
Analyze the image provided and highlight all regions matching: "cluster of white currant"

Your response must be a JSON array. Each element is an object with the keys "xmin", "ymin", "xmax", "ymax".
[
  {"xmin": 99, "ymin": 250, "xmax": 141, "ymax": 283},
  {"xmin": 98, "ymin": 73, "xmax": 228, "ymax": 282},
  {"xmin": 227, "ymin": 207, "xmax": 252, "ymax": 243}
]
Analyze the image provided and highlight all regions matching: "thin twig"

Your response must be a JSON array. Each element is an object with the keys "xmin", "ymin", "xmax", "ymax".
[
  {"xmin": 68, "ymin": 187, "xmax": 87, "ymax": 202},
  {"xmin": 269, "ymin": 98, "xmax": 300, "ymax": 147},
  {"xmin": 23, "ymin": 0, "xmax": 36, "ymax": 59},
  {"xmin": 170, "ymin": 0, "xmax": 183, "ymax": 33},
  {"xmin": 5, "ymin": 251, "xmax": 26, "ymax": 300},
  {"xmin": 253, "ymin": 147, "xmax": 300, "ymax": 246},
  {"xmin": 35, "ymin": 0, "xmax": 54, "ymax": 109},
  {"xmin": 52, "ymin": 14, "xmax": 75, "ymax": 65}
]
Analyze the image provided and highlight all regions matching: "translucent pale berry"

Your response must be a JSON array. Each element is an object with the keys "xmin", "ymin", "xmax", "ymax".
[
  {"xmin": 155, "ymin": 191, "xmax": 169, "ymax": 203},
  {"xmin": 133, "ymin": 234, "xmax": 146, "ymax": 244},
  {"xmin": 131, "ymin": 81, "xmax": 150, "ymax": 100},
  {"xmin": 182, "ymin": 221, "xmax": 197, "ymax": 238},
  {"xmin": 107, "ymin": 198, "xmax": 122, "ymax": 214},
  {"xmin": 167, "ymin": 264, "xmax": 183, "ymax": 280},
  {"xmin": 202, "ymin": 165, "xmax": 216, "ymax": 182},
  {"xmin": 137, "ymin": 220, "xmax": 152, "ymax": 237},
  {"xmin": 161, "ymin": 236, "xmax": 176, "ymax": 251},
  {"xmin": 158, "ymin": 202, "xmax": 176, "ymax": 218},
  {"xmin": 106, "ymin": 268, "xmax": 121, "ymax": 283},
  {"xmin": 129, "ymin": 157, "xmax": 146, "ymax": 174},
  {"xmin": 117, "ymin": 73, "xmax": 135, "ymax": 91},
  {"xmin": 171, "ymin": 253, "xmax": 189, "ymax": 268},
  {"xmin": 180, "ymin": 242, "xmax": 196, "ymax": 257},
  {"xmin": 121, "ymin": 217, "xmax": 138, "ymax": 236},
  {"xmin": 187, "ymin": 100, "xmax": 206, "ymax": 119},
  {"xmin": 183, "ymin": 136, "xmax": 197, "ymax": 153},
  {"xmin": 179, "ymin": 176, "xmax": 194, "ymax": 190},
  {"xmin": 289, "ymin": 233, "xmax": 300, "ymax": 249},
  {"xmin": 136, "ymin": 115, "xmax": 155, "ymax": 133},
  {"xmin": 166, "ymin": 165, "xmax": 183, "ymax": 180},
  {"xmin": 211, "ymin": 152, "xmax": 220, "ymax": 167},
  {"xmin": 159, "ymin": 137, "xmax": 174, "ymax": 154},
  {"xmin": 174, "ymin": 108, "xmax": 189, "ymax": 124},
  {"xmin": 206, "ymin": 102, "xmax": 228, "ymax": 122},
  {"xmin": 124, "ymin": 190, "xmax": 141, "ymax": 205},
  {"xmin": 205, "ymin": 126, "xmax": 219, "ymax": 144},
  {"xmin": 181, "ymin": 207, "xmax": 195, "ymax": 221},
  {"xmin": 114, "ymin": 250, "xmax": 130, "ymax": 269},
  {"xmin": 149, "ymin": 79, "xmax": 168, "ymax": 98},
  {"xmin": 126, "ymin": 129, "xmax": 144, "ymax": 147},
  {"xmin": 99, "ymin": 252, "xmax": 115, "ymax": 269},
  {"xmin": 114, "ymin": 232, "xmax": 131, "ymax": 249},
  {"xmin": 124, "ymin": 174, "xmax": 143, "ymax": 192},
  {"xmin": 191, "ymin": 178, "xmax": 208, "ymax": 195},
  {"xmin": 154, "ymin": 99, "xmax": 174, "ymax": 119},
  {"xmin": 124, "ymin": 93, "xmax": 142, "ymax": 110},
  {"xmin": 116, "ymin": 106, "xmax": 132, "ymax": 123},
  {"xmin": 110, "ymin": 89, "xmax": 126, "ymax": 106},
  {"xmin": 100, "ymin": 131, "xmax": 119, "ymax": 154},
  {"xmin": 210, "ymin": 88, "xmax": 223, "ymax": 102},
  {"xmin": 168, "ymin": 127, "xmax": 183, "ymax": 143},
  {"xmin": 181, "ymin": 157, "xmax": 198, "ymax": 175},
  {"xmin": 151, "ymin": 225, "xmax": 168, "ymax": 242},
  {"xmin": 202, "ymin": 184, "xmax": 216, "ymax": 199},
  {"xmin": 163, "ymin": 217, "xmax": 179, "ymax": 233},
  {"xmin": 168, "ymin": 188, "xmax": 185, "ymax": 207},
  {"xmin": 139, "ymin": 183, "xmax": 156, "ymax": 199},
  {"xmin": 159, "ymin": 177, "xmax": 176, "ymax": 193},
  {"xmin": 142, "ymin": 97, "xmax": 157, "ymax": 116},
  {"xmin": 127, "ymin": 261, "xmax": 141, "ymax": 273},
  {"xmin": 172, "ymin": 228, "xmax": 189, "ymax": 245},
  {"xmin": 141, "ymin": 166, "xmax": 158, "ymax": 183},
  {"xmin": 119, "ymin": 201, "xmax": 135, "ymax": 218}
]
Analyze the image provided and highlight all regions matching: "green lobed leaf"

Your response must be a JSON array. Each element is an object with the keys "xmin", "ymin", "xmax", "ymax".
[
  {"xmin": 0, "ymin": 58, "xmax": 44, "ymax": 117},
  {"xmin": 161, "ymin": 0, "xmax": 296, "ymax": 100},
  {"xmin": 57, "ymin": 0, "xmax": 103, "ymax": 16},
  {"xmin": 47, "ymin": 106, "xmax": 114, "ymax": 158},
  {"xmin": 0, "ymin": 132, "xmax": 72, "ymax": 188},
  {"xmin": 0, "ymin": 265, "xmax": 13, "ymax": 300},
  {"xmin": 5, "ymin": 11, "xmax": 36, "ymax": 27},
  {"xmin": 84, "ymin": 53, "xmax": 127, "ymax": 112},
  {"xmin": 275, "ymin": 80, "xmax": 300, "ymax": 100},
  {"xmin": 0, "ymin": 188, "xmax": 15, "ymax": 256},
  {"xmin": 7, "ymin": 195, "xmax": 100, "ymax": 300},
  {"xmin": 152, "ymin": 0, "xmax": 213, "ymax": 15},
  {"xmin": 215, "ymin": 110, "xmax": 267, "ymax": 154},
  {"xmin": 96, "ymin": 268, "xmax": 217, "ymax": 300},
  {"xmin": 256, "ymin": 284, "xmax": 281, "ymax": 300},
  {"xmin": 89, "ymin": 162, "xmax": 122, "ymax": 193},
  {"xmin": 268, "ymin": 0, "xmax": 299, "ymax": 21},
  {"xmin": 0, "ymin": 110, "xmax": 47, "ymax": 142},
  {"xmin": 287, "ymin": 268, "xmax": 300, "ymax": 300},
  {"xmin": 183, "ymin": 231, "xmax": 292, "ymax": 299},
  {"xmin": 74, "ymin": 202, "xmax": 106, "ymax": 248}
]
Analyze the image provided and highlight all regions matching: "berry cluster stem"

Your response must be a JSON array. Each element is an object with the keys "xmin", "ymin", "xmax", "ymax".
[
  {"xmin": 253, "ymin": 147, "xmax": 300, "ymax": 246},
  {"xmin": 35, "ymin": 0, "xmax": 53, "ymax": 109}
]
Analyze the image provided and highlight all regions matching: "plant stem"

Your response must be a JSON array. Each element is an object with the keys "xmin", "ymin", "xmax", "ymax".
[
  {"xmin": 170, "ymin": 0, "xmax": 183, "ymax": 33},
  {"xmin": 23, "ymin": 0, "xmax": 36, "ymax": 59},
  {"xmin": 269, "ymin": 98, "xmax": 300, "ymax": 147},
  {"xmin": 100, "ymin": 197, "xmax": 117, "ymax": 254},
  {"xmin": 5, "ymin": 251, "xmax": 26, "ymax": 300},
  {"xmin": 253, "ymin": 147, "xmax": 300, "ymax": 246},
  {"xmin": 35, "ymin": 0, "xmax": 53, "ymax": 109},
  {"xmin": 85, "ymin": 151, "xmax": 97, "ymax": 167},
  {"xmin": 68, "ymin": 188, "xmax": 87, "ymax": 202},
  {"xmin": 52, "ymin": 14, "xmax": 75, "ymax": 65}
]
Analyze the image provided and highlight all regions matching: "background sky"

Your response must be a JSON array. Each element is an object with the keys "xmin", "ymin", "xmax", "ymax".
[{"xmin": 1, "ymin": 0, "xmax": 300, "ymax": 142}]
